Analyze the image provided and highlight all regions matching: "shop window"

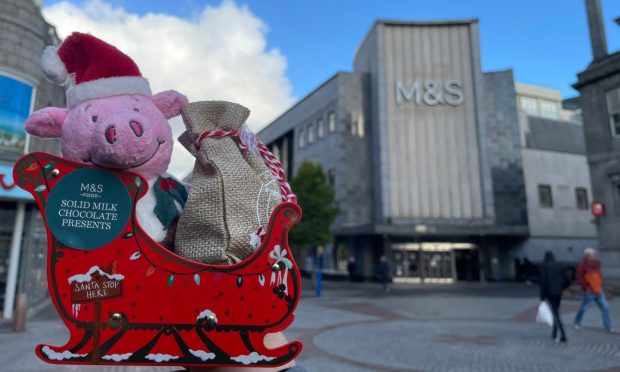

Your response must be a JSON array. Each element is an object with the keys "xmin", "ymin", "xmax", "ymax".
[
  {"xmin": 298, "ymin": 128, "xmax": 305, "ymax": 148},
  {"xmin": 307, "ymin": 123, "xmax": 315, "ymax": 144},
  {"xmin": 317, "ymin": 118, "xmax": 324, "ymax": 139},
  {"xmin": 575, "ymin": 188, "xmax": 588, "ymax": 210},
  {"xmin": 336, "ymin": 245, "xmax": 349, "ymax": 272},
  {"xmin": 0, "ymin": 74, "xmax": 34, "ymax": 153},
  {"xmin": 538, "ymin": 184, "xmax": 553, "ymax": 208},
  {"xmin": 606, "ymin": 87, "xmax": 620, "ymax": 137},
  {"xmin": 328, "ymin": 111, "xmax": 336, "ymax": 133}
]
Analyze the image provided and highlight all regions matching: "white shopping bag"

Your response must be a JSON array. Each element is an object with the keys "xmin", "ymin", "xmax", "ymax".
[{"xmin": 536, "ymin": 301, "xmax": 553, "ymax": 327}]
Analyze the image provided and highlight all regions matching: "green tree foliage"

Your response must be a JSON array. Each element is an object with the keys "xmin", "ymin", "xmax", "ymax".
[{"xmin": 290, "ymin": 160, "xmax": 339, "ymax": 248}]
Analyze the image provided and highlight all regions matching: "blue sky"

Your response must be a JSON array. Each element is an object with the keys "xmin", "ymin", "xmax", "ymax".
[{"xmin": 45, "ymin": 0, "xmax": 620, "ymax": 100}]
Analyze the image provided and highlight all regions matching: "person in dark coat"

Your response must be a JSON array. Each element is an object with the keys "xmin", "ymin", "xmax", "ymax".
[
  {"xmin": 539, "ymin": 251, "xmax": 571, "ymax": 343},
  {"xmin": 376, "ymin": 255, "xmax": 392, "ymax": 293},
  {"xmin": 347, "ymin": 257, "xmax": 357, "ymax": 282}
]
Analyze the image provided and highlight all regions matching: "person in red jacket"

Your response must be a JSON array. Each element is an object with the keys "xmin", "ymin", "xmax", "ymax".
[{"xmin": 574, "ymin": 248, "xmax": 614, "ymax": 333}]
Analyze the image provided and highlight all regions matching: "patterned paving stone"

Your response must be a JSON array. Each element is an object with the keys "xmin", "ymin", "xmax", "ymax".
[
  {"xmin": 312, "ymin": 319, "xmax": 620, "ymax": 372},
  {"xmin": 5, "ymin": 282, "xmax": 619, "ymax": 371}
]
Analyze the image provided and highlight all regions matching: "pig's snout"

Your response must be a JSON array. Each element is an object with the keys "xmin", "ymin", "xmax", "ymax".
[{"xmin": 104, "ymin": 120, "xmax": 144, "ymax": 144}]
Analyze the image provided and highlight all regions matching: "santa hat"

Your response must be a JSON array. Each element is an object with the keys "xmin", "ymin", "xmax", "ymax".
[{"xmin": 41, "ymin": 32, "xmax": 152, "ymax": 108}]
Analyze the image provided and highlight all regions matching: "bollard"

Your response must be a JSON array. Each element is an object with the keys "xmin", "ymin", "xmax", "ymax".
[
  {"xmin": 315, "ymin": 248, "xmax": 324, "ymax": 297},
  {"xmin": 13, "ymin": 293, "xmax": 27, "ymax": 332}
]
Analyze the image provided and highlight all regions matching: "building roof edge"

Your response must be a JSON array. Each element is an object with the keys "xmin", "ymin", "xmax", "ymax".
[{"xmin": 258, "ymin": 71, "xmax": 353, "ymax": 137}]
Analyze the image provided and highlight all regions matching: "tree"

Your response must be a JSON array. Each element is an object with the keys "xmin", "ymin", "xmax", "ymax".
[{"xmin": 289, "ymin": 160, "xmax": 338, "ymax": 249}]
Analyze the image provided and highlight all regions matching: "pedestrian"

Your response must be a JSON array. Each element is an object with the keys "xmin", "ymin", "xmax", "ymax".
[
  {"xmin": 376, "ymin": 255, "xmax": 391, "ymax": 293},
  {"xmin": 574, "ymin": 248, "xmax": 616, "ymax": 333},
  {"xmin": 523, "ymin": 256, "xmax": 533, "ymax": 284},
  {"xmin": 539, "ymin": 251, "xmax": 571, "ymax": 344},
  {"xmin": 514, "ymin": 257, "xmax": 523, "ymax": 282},
  {"xmin": 347, "ymin": 257, "xmax": 357, "ymax": 282}
]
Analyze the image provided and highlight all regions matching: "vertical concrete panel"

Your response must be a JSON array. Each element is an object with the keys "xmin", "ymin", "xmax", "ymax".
[
  {"xmin": 468, "ymin": 23, "xmax": 487, "ymax": 219},
  {"xmin": 447, "ymin": 27, "xmax": 464, "ymax": 219},
  {"xmin": 407, "ymin": 26, "xmax": 421, "ymax": 217},
  {"xmin": 378, "ymin": 21, "xmax": 486, "ymax": 222},
  {"xmin": 458, "ymin": 27, "xmax": 475, "ymax": 218},
  {"xmin": 376, "ymin": 24, "xmax": 391, "ymax": 222},
  {"xmin": 437, "ymin": 28, "xmax": 452, "ymax": 218},
  {"xmin": 427, "ymin": 27, "xmax": 441, "ymax": 218},
  {"xmin": 384, "ymin": 26, "xmax": 401, "ymax": 218},
  {"xmin": 417, "ymin": 25, "xmax": 431, "ymax": 218}
]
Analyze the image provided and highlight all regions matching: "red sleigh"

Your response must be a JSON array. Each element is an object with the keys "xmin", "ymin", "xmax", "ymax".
[{"xmin": 13, "ymin": 152, "xmax": 302, "ymax": 367}]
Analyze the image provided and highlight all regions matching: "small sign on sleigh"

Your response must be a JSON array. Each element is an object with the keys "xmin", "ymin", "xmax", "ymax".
[
  {"xmin": 70, "ymin": 266, "xmax": 124, "ymax": 303},
  {"xmin": 14, "ymin": 153, "xmax": 303, "ymax": 368}
]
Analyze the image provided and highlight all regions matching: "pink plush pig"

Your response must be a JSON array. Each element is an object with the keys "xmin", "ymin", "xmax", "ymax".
[{"xmin": 25, "ymin": 32, "xmax": 188, "ymax": 247}]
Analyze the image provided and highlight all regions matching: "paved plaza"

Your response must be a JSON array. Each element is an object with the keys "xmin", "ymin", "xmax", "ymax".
[{"xmin": 0, "ymin": 281, "xmax": 619, "ymax": 371}]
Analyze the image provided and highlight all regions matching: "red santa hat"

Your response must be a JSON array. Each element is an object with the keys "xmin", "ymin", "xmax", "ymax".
[{"xmin": 41, "ymin": 32, "xmax": 152, "ymax": 108}]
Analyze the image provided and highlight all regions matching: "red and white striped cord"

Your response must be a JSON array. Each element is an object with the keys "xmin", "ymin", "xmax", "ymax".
[
  {"xmin": 195, "ymin": 130, "xmax": 297, "ymax": 203},
  {"xmin": 195, "ymin": 130, "xmax": 242, "ymax": 150}
]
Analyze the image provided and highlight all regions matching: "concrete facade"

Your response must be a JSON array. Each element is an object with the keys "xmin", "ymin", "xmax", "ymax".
[
  {"xmin": 355, "ymin": 20, "xmax": 493, "ymax": 224},
  {"xmin": 260, "ymin": 19, "xmax": 596, "ymax": 282},
  {"xmin": 483, "ymin": 71, "xmax": 527, "ymax": 228},
  {"xmin": 0, "ymin": 0, "xmax": 65, "ymax": 320},
  {"xmin": 573, "ymin": 0, "xmax": 620, "ymax": 280},
  {"xmin": 0, "ymin": 0, "xmax": 64, "ymax": 159},
  {"xmin": 515, "ymin": 84, "xmax": 598, "ymax": 264}
]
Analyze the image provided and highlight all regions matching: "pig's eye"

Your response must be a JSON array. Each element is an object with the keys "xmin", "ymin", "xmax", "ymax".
[
  {"xmin": 91, "ymin": 116, "xmax": 98, "ymax": 123},
  {"xmin": 133, "ymin": 108, "xmax": 139, "ymax": 112}
]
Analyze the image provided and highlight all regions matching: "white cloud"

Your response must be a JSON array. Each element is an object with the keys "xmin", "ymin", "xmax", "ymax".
[{"xmin": 43, "ymin": 0, "xmax": 293, "ymax": 178}]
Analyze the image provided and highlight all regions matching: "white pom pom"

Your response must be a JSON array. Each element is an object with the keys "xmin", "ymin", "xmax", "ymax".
[{"xmin": 41, "ymin": 46, "xmax": 69, "ymax": 85}]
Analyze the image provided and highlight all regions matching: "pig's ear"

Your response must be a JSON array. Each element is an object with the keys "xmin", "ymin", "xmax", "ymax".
[
  {"xmin": 25, "ymin": 107, "xmax": 67, "ymax": 138},
  {"xmin": 152, "ymin": 90, "xmax": 188, "ymax": 119}
]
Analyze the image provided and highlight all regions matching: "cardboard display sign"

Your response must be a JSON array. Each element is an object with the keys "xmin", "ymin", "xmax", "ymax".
[
  {"xmin": 45, "ymin": 168, "xmax": 132, "ymax": 250},
  {"xmin": 13, "ymin": 152, "xmax": 302, "ymax": 367}
]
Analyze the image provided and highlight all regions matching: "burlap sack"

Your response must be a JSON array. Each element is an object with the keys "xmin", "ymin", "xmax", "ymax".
[{"xmin": 175, "ymin": 101, "xmax": 281, "ymax": 264}]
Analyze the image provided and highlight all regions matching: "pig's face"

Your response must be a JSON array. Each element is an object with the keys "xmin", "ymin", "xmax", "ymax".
[
  {"xmin": 62, "ymin": 95, "xmax": 172, "ymax": 178},
  {"xmin": 26, "ymin": 90, "xmax": 187, "ymax": 180}
]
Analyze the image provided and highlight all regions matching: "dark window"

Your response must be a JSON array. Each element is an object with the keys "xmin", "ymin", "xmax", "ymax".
[
  {"xmin": 327, "ymin": 169, "xmax": 335, "ymax": 188},
  {"xmin": 350, "ymin": 112, "xmax": 357, "ymax": 136},
  {"xmin": 307, "ymin": 123, "xmax": 315, "ymax": 144},
  {"xmin": 538, "ymin": 185, "xmax": 553, "ymax": 208},
  {"xmin": 612, "ymin": 113, "xmax": 620, "ymax": 137},
  {"xmin": 298, "ymin": 128, "xmax": 305, "ymax": 148},
  {"xmin": 328, "ymin": 112, "xmax": 336, "ymax": 133},
  {"xmin": 317, "ymin": 119, "xmax": 325, "ymax": 138},
  {"xmin": 576, "ymin": 188, "xmax": 589, "ymax": 210},
  {"xmin": 605, "ymin": 87, "xmax": 620, "ymax": 137}
]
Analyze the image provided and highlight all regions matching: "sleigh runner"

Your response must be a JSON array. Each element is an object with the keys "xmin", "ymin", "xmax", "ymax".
[{"xmin": 14, "ymin": 152, "xmax": 302, "ymax": 367}]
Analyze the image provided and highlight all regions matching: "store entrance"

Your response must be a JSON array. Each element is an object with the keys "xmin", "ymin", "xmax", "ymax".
[{"xmin": 391, "ymin": 242, "xmax": 477, "ymax": 283}]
